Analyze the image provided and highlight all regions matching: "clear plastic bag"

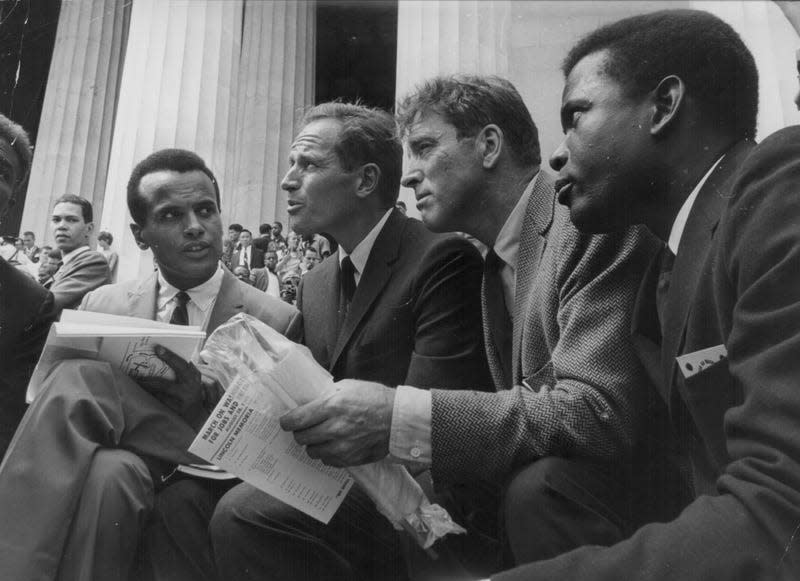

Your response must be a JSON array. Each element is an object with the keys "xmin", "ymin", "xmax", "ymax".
[{"xmin": 198, "ymin": 312, "xmax": 466, "ymax": 549}]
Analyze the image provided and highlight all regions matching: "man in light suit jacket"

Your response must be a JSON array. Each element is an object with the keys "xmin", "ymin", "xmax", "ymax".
[
  {"xmin": 489, "ymin": 9, "xmax": 800, "ymax": 581},
  {"xmin": 210, "ymin": 102, "xmax": 490, "ymax": 581},
  {"xmin": 48, "ymin": 194, "xmax": 111, "ymax": 310},
  {"xmin": 274, "ymin": 76, "xmax": 679, "ymax": 578},
  {"xmin": 0, "ymin": 115, "xmax": 58, "ymax": 460},
  {"xmin": 0, "ymin": 149, "xmax": 301, "ymax": 581}
]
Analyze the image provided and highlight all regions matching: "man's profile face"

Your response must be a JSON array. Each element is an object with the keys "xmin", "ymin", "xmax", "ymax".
[
  {"xmin": 400, "ymin": 111, "xmax": 483, "ymax": 234},
  {"xmin": 549, "ymin": 50, "xmax": 654, "ymax": 233},
  {"xmin": 265, "ymin": 251, "xmax": 277, "ymax": 272},
  {"xmin": 228, "ymin": 228, "xmax": 240, "ymax": 242},
  {"xmin": 22, "ymin": 233, "xmax": 34, "ymax": 249},
  {"xmin": 281, "ymin": 118, "xmax": 360, "ymax": 238},
  {"xmin": 272, "ymin": 223, "xmax": 282, "ymax": 236},
  {"xmin": 130, "ymin": 169, "xmax": 223, "ymax": 290},
  {"xmin": 239, "ymin": 231, "xmax": 252, "ymax": 247},
  {"xmin": 0, "ymin": 137, "xmax": 21, "ymax": 219},
  {"xmin": 51, "ymin": 202, "xmax": 93, "ymax": 254}
]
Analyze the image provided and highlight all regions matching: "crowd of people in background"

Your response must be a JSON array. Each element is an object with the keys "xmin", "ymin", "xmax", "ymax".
[
  {"xmin": 220, "ymin": 220, "xmax": 335, "ymax": 304},
  {"xmin": 1, "ymin": 216, "xmax": 327, "ymax": 305}
]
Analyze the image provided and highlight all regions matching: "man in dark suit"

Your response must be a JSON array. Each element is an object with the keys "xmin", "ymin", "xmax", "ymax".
[
  {"xmin": 274, "ymin": 76, "xmax": 674, "ymax": 578},
  {"xmin": 230, "ymin": 228, "xmax": 265, "ymax": 269},
  {"xmin": 210, "ymin": 101, "xmax": 490, "ymax": 581},
  {"xmin": 0, "ymin": 149, "xmax": 301, "ymax": 581},
  {"xmin": 49, "ymin": 194, "xmax": 111, "ymax": 310},
  {"xmin": 0, "ymin": 114, "xmax": 58, "ymax": 460},
  {"xmin": 476, "ymin": 9, "xmax": 800, "ymax": 581}
]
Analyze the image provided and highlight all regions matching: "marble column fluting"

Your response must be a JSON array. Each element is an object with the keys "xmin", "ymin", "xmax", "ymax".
[
  {"xmin": 99, "ymin": 0, "xmax": 243, "ymax": 283},
  {"xmin": 394, "ymin": 0, "xmax": 511, "ymax": 219},
  {"xmin": 223, "ymin": 0, "xmax": 315, "ymax": 231},
  {"xmin": 21, "ymin": 0, "xmax": 129, "ymax": 245}
]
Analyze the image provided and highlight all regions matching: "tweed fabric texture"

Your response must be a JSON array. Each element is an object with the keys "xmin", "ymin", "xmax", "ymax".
[{"xmin": 431, "ymin": 172, "xmax": 661, "ymax": 486}]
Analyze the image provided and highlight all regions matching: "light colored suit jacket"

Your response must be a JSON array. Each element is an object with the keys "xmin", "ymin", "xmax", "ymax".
[
  {"xmin": 80, "ymin": 268, "xmax": 301, "ymax": 341},
  {"xmin": 51, "ymin": 248, "xmax": 111, "ymax": 311},
  {"xmin": 430, "ymin": 172, "xmax": 662, "ymax": 487}
]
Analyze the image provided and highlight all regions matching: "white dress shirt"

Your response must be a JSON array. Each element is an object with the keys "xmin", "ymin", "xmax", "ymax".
[
  {"xmin": 156, "ymin": 264, "xmax": 224, "ymax": 330},
  {"xmin": 338, "ymin": 208, "xmax": 393, "ymax": 286},
  {"xmin": 667, "ymin": 156, "xmax": 724, "ymax": 255}
]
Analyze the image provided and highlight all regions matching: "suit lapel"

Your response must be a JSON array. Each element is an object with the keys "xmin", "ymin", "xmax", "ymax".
[
  {"xmin": 297, "ymin": 250, "xmax": 342, "ymax": 361},
  {"xmin": 660, "ymin": 140, "xmax": 754, "ymax": 392},
  {"xmin": 126, "ymin": 271, "xmax": 160, "ymax": 320},
  {"xmin": 331, "ymin": 211, "xmax": 403, "ymax": 370},
  {"xmin": 511, "ymin": 172, "xmax": 556, "ymax": 384},
  {"xmin": 207, "ymin": 269, "xmax": 246, "ymax": 333},
  {"xmin": 631, "ymin": 252, "xmax": 669, "ymax": 400}
]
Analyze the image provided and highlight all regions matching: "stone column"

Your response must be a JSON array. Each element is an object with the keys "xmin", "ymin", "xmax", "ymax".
[
  {"xmin": 394, "ymin": 0, "xmax": 511, "ymax": 218},
  {"xmin": 223, "ymin": 0, "xmax": 316, "ymax": 231},
  {"xmin": 396, "ymin": 0, "xmax": 511, "ymax": 97},
  {"xmin": 99, "ymin": 0, "xmax": 243, "ymax": 283},
  {"xmin": 21, "ymin": 0, "xmax": 130, "ymax": 244}
]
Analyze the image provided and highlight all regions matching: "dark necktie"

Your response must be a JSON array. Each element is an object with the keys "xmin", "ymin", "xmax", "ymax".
[
  {"xmin": 483, "ymin": 249, "xmax": 513, "ymax": 387},
  {"xmin": 336, "ymin": 256, "xmax": 357, "ymax": 337},
  {"xmin": 170, "ymin": 291, "xmax": 191, "ymax": 326},
  {"xmin": 340, "ymin": 256, "xmax": 357, "ymax": 303},
  {"xmin": 656, "ymin": 245, "xmax": 676, "ymax": 331}
]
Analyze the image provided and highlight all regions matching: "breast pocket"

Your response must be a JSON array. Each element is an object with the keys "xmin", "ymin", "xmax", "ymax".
[{"xmin": 681, "ymin": 358, "xmax": 742, "ymax": 471}]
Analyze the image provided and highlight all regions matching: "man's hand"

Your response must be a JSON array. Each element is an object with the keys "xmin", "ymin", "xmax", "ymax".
[
  {"xmin": 137, "ymin": 345, "xmax": 222, "ymax": 431},
  {"xmin": 279, "ymin": 379, "xmax": 396, "ymax": 467}
]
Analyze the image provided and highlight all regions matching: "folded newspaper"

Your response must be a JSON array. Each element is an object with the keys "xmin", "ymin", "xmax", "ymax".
[{"xmin": 190, "ymin": 313, "xmax": 465, "ymax": 549}]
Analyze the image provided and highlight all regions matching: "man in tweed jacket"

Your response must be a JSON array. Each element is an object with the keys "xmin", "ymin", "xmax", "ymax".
[{"xmin": 280, "ymin": 75, "xmax": 683, "ymax": 575}]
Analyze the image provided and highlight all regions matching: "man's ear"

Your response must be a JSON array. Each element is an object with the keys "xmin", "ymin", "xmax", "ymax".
[
  {"xmin": 355, "ymin": 163, "xmax": 381, "ymax": 200},
  {"xmin": 477, "ymin": 124, "xmax": 503, "ymax": 169},
  {"xmin": 650, "ymin": 75, "xmax": 685, "ymax": 137},
  {"xmin": 130, "ymin": 222, "xmax": 148, "ymax": 250}
]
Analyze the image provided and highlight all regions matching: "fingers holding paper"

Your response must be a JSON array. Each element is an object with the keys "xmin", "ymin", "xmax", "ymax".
[
  {"xmin": 138, "ymin": 344, "xmax": 221, "ymax": 430},
  {"xmin": 280, "ymin": 379, "xmax": 396, "ymax": 467}
]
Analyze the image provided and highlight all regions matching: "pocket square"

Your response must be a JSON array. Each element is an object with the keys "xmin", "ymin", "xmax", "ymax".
[{"xmin": 676, "ymin": 344, "xmax": 727, "ymax": 379}]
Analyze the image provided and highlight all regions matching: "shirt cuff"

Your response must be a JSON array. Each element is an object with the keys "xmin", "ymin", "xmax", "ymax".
[{"xmin": 389, "ymin": 384, "xmax": 432, "ymax": 465}]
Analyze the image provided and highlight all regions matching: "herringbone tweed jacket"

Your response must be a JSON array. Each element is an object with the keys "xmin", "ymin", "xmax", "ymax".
[{"xmin": 430, "ymin": 171, "xmax": 662, "ymax": 487}]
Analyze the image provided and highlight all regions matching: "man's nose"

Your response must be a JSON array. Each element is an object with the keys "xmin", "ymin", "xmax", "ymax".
[
  {"xmin": 281, "ymin": 168, "xmax": 298, "ymax": 191},
  {"xmin": 400, "ymin": 167, "xmax": 422, "ymax": 190},
  {"xmin": 549, "ymin": 140, "xmax": 568, "ymax": 172},
  {"xmin": 184, "ymin": 211, "xmax": 204, "ymax": 235}
]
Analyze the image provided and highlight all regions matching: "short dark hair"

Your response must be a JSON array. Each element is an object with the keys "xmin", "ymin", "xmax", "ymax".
[
  {"xmin": 0, "ymin": 114, "xmax": 32, "ymax": 191},
  {"xmin": 47, "ymin": 248, "xmax": 62, "ymax": 260},
  {"xmin": 563, "ymin": 9, "xmax": 758, "ymax": 140},
  {"xmin": 259, "ymin": 223, "xmax": 272, "ymax": 235},
  {"xmin": 97, "ymin": 231, "xmax": 114, "ymax": 244},
  {"xmin": 127, "ymin": 149, "xmax": 221, "ymax": 226},
  {"xmin": 397, "ymin": 75, "xmax": 541, "ymax": 168},
  {"xmin": 22, "ymin": 231, "xmax": 34, "ymax": 238},
  {"xmin": 53, "ymin": 194, "xmax": 93, "ymax": 223},
  {"xmin": 301, "ymin": 102, "xmax": 402, "ymax": 208},
  {"xmin": 240, "ymin": 229, "xmax": 252, "ymax": 237},
  {"xmin": 228, "ymin": 223, "xmax": 243, "ymax": 233}
]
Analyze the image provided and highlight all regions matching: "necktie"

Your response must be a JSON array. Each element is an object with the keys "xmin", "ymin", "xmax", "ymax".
[
  {"xmin": 170, "ymin": 291, "xmax": 191, "ymax": 326},
  {"xmin": 656, "ymin": 245, "xmax": 676, "ymax": 331},
  {"xmin": 340, "ymin": 256, "xmax": 357, "ymax": 303},
  {"xmin": 483, "ymin": 249, "xmax": 513, "ymax": 387}
]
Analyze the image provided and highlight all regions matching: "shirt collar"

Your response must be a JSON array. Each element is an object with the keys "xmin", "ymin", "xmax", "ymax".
[
  {"xmin": 339, "ymin": 208, "xmax": 393, "ymax": 278},
  {"xmin": 492, "ymin": 171, "xmax": 539, "ymax": 270},
  {"xmin": 61, "ymin": 245, "xmax": 90, "ymax": 266},
  {"xmin": 157, "ymin": 263, "xmax": 225, "ymax": 313},
  {"xmin": 668, "ymin": 156, "xmax": 724, "ymax": 254}
]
